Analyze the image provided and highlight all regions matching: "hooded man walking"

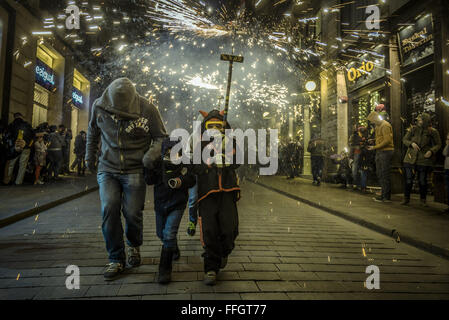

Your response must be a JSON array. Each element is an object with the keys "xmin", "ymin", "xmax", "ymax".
[{"xmin": 86, "ymin": 78, "xmax": 167, "ymax": 281}]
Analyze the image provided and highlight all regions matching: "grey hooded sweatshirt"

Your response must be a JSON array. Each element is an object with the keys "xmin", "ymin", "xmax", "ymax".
[{"xmin": 86, "ymin": 78, "xmax": 167, "ymax": 174}]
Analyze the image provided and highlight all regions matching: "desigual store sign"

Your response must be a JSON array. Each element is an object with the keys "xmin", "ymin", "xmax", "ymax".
[
  {"xmin": 35, "ymin": 58, "xmax": 56, "ymax": 91},
  {"xmin": 72, "ymin": 87, "xmax": 84, "ymax": 108}
]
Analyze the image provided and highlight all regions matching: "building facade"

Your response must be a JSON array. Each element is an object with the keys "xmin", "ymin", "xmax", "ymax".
[{"xmin": 0, "ymin": 0, "xmax": 92, "ymax": 165}]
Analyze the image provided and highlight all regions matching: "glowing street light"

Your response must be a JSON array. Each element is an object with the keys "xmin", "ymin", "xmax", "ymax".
[{"xmin": 305, "ymin": 81, "xmax": 316, "ymax": 92}]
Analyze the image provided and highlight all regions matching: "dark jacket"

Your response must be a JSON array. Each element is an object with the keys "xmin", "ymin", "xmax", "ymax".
[
  {"xmin": 47, "ymin": 132, "xmax": 64, "ymax": 150},
  {"xmin": 86, "ymin": 78, "xmax": 167, "ymax": 174},
  {"xmin": 403, "ymin": 113, "xmax": 441, "ymax": 166},
  {"xmin": 194, "ymin": 110, "xmax": 241, "ymax": 203},
  {"xmin": 5, "ymin": 118, "xmax": 35, "ymax": 151},
  {"xmin": 144, "ymin": 138, "xmax": 196, "ymax": 213},
  {"xmin": 74, "ymin": 134, "xmax": 86, "ymax": 156},
  {"xmin": 307, "ymin": 138, "xmax": 326, "ymax": 157}
]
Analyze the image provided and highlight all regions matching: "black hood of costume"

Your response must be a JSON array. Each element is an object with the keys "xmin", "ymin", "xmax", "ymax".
[{"xmin": 200, "ymin": 109, "xmax": 232, "ymax": 133}]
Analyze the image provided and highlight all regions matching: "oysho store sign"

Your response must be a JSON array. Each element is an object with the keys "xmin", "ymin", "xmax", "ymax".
[
  {"xmin": 398, "ymin": 14, "xmax": 434, "ymax": 67},
  {"xmin": 35, "ymin": 59, "xmax": 56, "ymax": 91},
  {"xmin": 347, "ymin": 61, "xmax": 375, "ymax": 82}
]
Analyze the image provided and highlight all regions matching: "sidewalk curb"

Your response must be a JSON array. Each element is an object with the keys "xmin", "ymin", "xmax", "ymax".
[
  {"xmin": 248, "ymin": 178, "xmax": 449, "ymax": 261},
  {"xmin": 0, "ymin": 185, "xmax": 99, "ymax": 229}
]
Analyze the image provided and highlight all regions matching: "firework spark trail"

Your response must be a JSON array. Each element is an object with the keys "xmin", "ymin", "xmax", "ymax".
[{"xmin": 147, "ymin": 0, "xmax": 230, "ymax": 38}]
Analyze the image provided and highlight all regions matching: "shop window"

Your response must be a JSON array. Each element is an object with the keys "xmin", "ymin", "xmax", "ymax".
[
  {"xmin": 36, "ymin": 45, "xmax": 53, "ymax": 68},
  {"xmin": 32, "ymin": 104, "xmax": 48, "ymax": 128},
  {"xmin": 403, "ymin": 64, "xmax": 436, "ymax": 127},
  {"xmin": 32, "ymin": 84, "xmax": 49, "ymax": 128}
]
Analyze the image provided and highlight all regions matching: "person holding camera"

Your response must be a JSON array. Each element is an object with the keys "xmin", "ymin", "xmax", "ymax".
[{"xmin": 144, "ymin": 137, "xmax": 195, "ymax": 284}]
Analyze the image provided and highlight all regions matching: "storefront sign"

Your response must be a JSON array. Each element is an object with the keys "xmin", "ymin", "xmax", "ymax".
[
  {"xmin": 398, "ymin": 14, "xmax": 434, "ymax": 67},
  {"xmin": 347, "ymin": 61, "xmax": 375, "ymax": 82},
  {"xmin": 72, "ymin": 87, "xmax": 84, "ymax": 108},
  {"xmin": 35, "ymin": 59, "xmax": 56, "ymax": 91},
  {"xmin": 347, "ymin": 49, "xmax": 385, "ymax": 92}
]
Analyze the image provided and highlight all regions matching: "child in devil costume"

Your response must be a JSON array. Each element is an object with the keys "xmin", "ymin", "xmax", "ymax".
[
  {"xmin": 144, "ymin": 137, "xmax": 196, "ymax": 284},
  {"xmin": 194, "ymin": 109, "xmax": 241, "ymax": 286}
]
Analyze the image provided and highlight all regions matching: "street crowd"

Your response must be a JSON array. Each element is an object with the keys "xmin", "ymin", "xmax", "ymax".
[
  {"xmin": 0, "ymin": 112, "xmax": 87, "ymax": 186},
  {"xmin": 278, "ymin": 104, "xmax": 449, "ymax": 214}
]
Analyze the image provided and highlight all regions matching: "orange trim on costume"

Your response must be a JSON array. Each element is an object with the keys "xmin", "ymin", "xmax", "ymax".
[
  {"xmin": 196, "ymin": 173, "xmax": 241, "ymax": 203},
  {"xmin": 198, "ymin": 216, "xmax": 205, "ymax": 247}
]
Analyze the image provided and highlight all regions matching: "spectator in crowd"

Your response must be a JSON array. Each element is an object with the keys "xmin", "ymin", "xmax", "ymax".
[
  {"xmin": 58, "ymin": 125, "xmax": 69, "ymax": 175},
  {"xmin": 62, "ymin": 128, "xmax": 72, "ymax": 174},
  {"xmin": 34, "ymin": 132, "xmax": 47, "ymax": 185},
  {"xmin": 308, "ymin": 134, "xmax": 326, "ymax": 186},
  {"xmin": 358, "ymin": 126, "xmax": 375, "ymax": 193},
  {"xmin": 47, "ymin": 125, "xmax": 64, "ymax": 180},
  {"xmin": 401, "ymin": 113, "xmax": 441, "ymax": 207},
  {"xmin": 285, "ymin": 138, "xmax": 297, "ymax": 180},
  {"xmin": 443, "ymin": 133, "xmax": 449, "ymax": 214},
  {"xmin": 3, "ymin": 112, "xmax": 35, "ymax": 185},
  {"xmin": 71, "ymin": 130, "xmax": 87, "ymax": 176},
  {"xmin": 349, "ymin": 125, "xmax": 362, "ymax": 190},
  {"xmin": 0, "ymin": 123, "xmax": 6, "ymax": 182},
  {"xmin": 375, "ymin": 104, "xmax": 390, "ymax": 123},
  {"xmin": 367, "ymin": 111, "xmax": 394, "ymax": 203},
  {"xmin": 330, "ymin": 150, "xmax": 352, "ymax": 189}
]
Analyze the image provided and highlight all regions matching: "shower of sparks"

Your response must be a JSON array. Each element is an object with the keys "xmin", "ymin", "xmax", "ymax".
[{"xmin": 147, "ymin": 0, "xmax": 231, "ymax": 38}]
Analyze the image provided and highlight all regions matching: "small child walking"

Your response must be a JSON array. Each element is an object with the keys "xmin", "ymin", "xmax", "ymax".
[{"xmin": 144, "ymin": 137, "xmax": 196, "ymax": 284}]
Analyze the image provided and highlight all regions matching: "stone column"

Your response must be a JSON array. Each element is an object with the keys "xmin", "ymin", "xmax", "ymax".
[
  {"xmin": 303, "ymin": 104, "xmax": 311, "ymax": 176},
  {"xmin": 336, "ymin": 68, "xmax": 348, "ymax": 153}
]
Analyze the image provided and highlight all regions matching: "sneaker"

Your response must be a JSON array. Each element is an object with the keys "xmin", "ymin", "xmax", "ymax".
[
  {"xmin": 383, "ymin": 198, "xmax": 392, "ymax": 203},
  {"xmin": 34, "ymin": 180, "xmax": 44, "ymax": 185},
  {"xmin": 203, "ymin": 271, "xmax": 217, "ymax": 286},
  {"xmin": 401, "ymin": 199, "xmax": 410, "ymax": 206},
  {"xmin": 373, "ymin": 196, "xmax": 384, "ymax": 203},
  {"xmin": 220, "ymin": 256, "xmax": 228, "ymax": 269},
  {"xmin": 187, "ymin": 221, "xmax": 196, "ymax": 237},
  {"xmin": 127, "ymin": 246, "xmax": 141, "ymax": 267},
  {"xmin": 104, "ymin": 262, "xmax": 124, "ymax": 281}
]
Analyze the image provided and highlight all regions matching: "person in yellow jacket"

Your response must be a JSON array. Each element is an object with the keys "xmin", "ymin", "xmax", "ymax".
[{"xmin": 367, "ymin": 111, "xmax": 394, "ymax": 202}]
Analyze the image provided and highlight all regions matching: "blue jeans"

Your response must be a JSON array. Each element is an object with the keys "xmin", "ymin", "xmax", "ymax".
[
  {"xmin": 311, "ymin": 156, "xmax": 324, "ymax": 182},
  {"xmin": 445, "ymin": 169, "xmax": 449, "ymax": 206},
  {"xmin": 188, "ymin": 180, "xmax": 198, "ymax": 224},
  {"xmin": 375, "ymin": 150, "xmax": 393, "ymax": 200},
  {"xmin": 97, "ymin": 172, "xmax": 146, "ymax": 264},
  {"xmin": 360, "ymin": 170, "xmax": 368, "ymax": 189},
  {"xmin": 156, "ymin": 208, "xmax": 184, "ymax": 248},
  {"xmin": 403, "ymin": 164, "xmax": 431, "ymax": 200},
  {"xmin": 352, "ymin": 153, "xmax": 360, "ymax": 186}
]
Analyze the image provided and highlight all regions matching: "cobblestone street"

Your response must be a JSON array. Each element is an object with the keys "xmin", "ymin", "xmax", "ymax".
[{"xmin": 1, "ymin": 180, "xmax": 449, "ymax": 300}]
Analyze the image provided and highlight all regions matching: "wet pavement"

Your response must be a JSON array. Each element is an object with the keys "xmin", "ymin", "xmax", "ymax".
[{"xmin": 0, "ymin": 180, "xmax": 449, "ymax": 300}]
